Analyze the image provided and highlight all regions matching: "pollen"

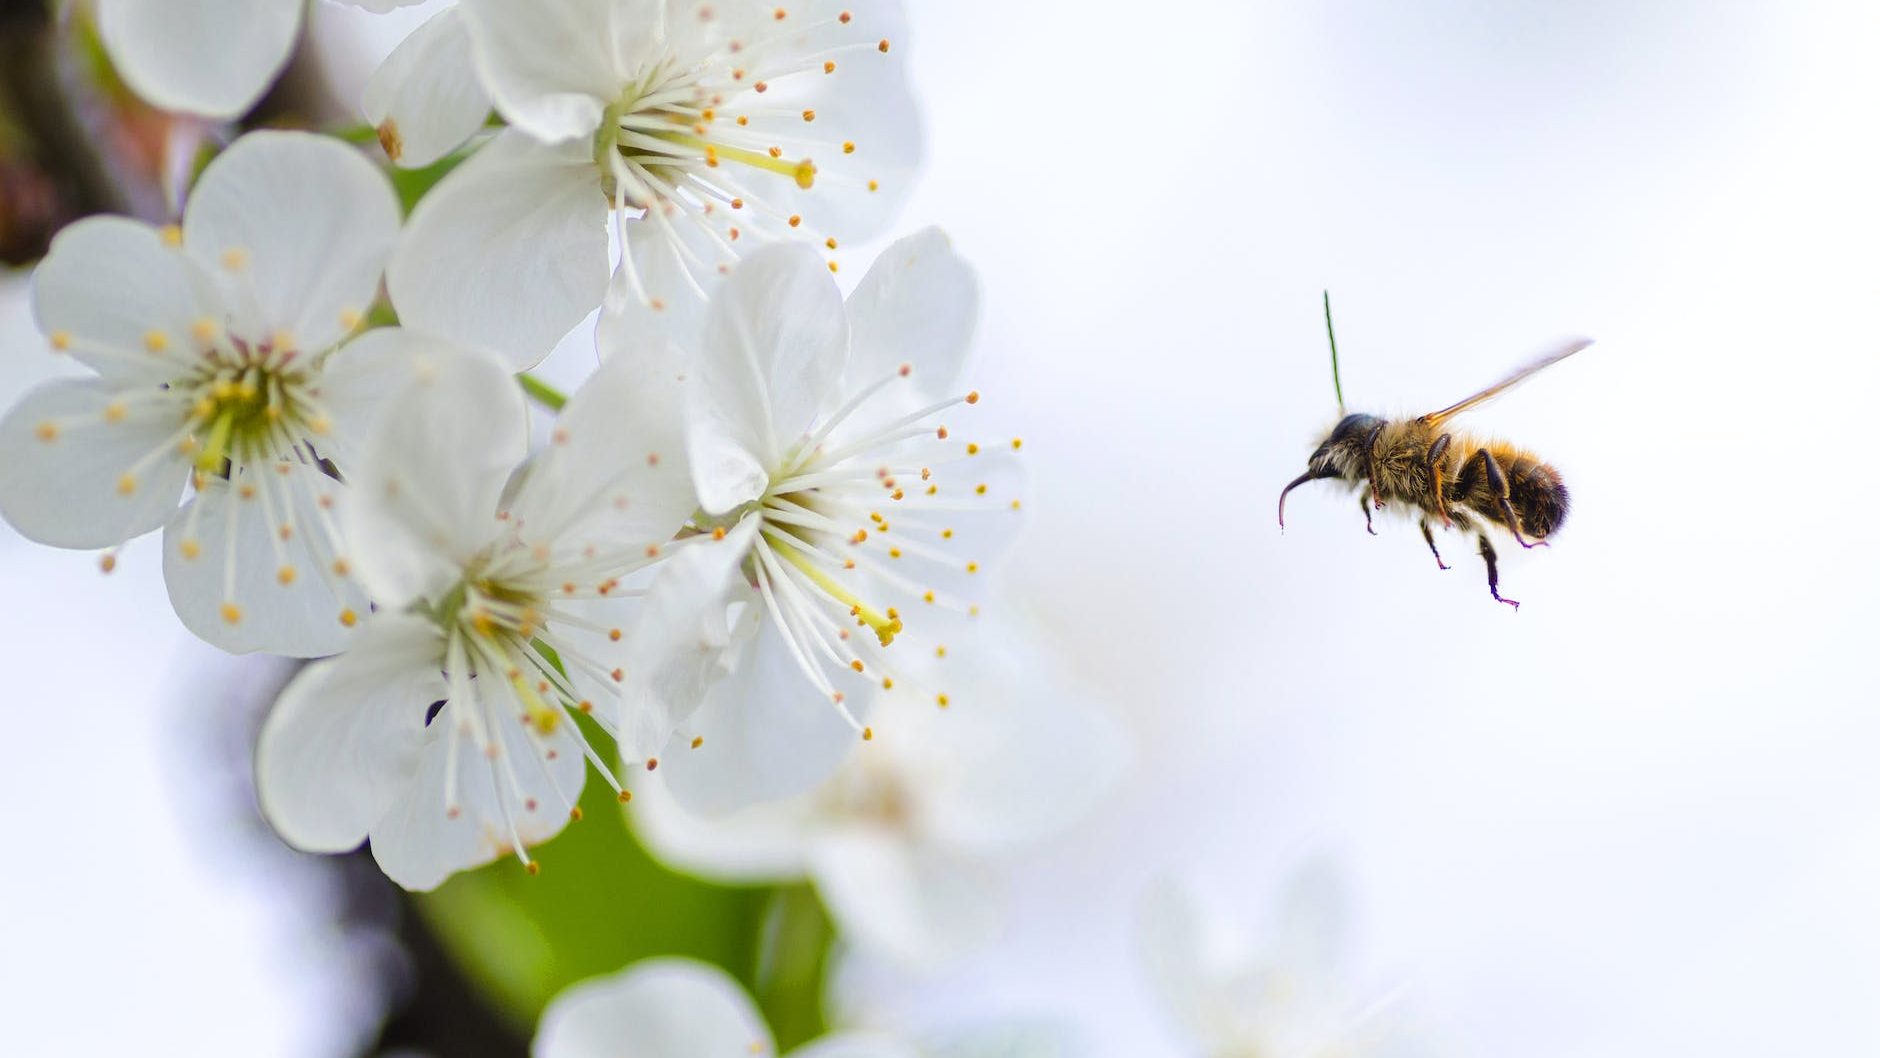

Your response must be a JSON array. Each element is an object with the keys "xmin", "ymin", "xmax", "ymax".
[
  {"xmin": 1011, "ymin": 437, "xmax": 1024, "ymax": 449},
  {"xmin": 116, "ymin": 473, "xmax": 137, "ymax": 496},
  {"xmin": 646, "ymin": 757, "xmax": 659, "ymax": 771},
  {"xmin": 609, "ymin": 628, "xmax": 622, "ymax": 641},
  {"xmin": 868, "ymin": 179, "xmax": 880, "ymax": 192},
  {"xmin": 878, "ymin": 39, "xmax": 891, "ymax": 52},
  {"xmin": 191, "ymin": 317, "xmax": 218, "ymax": 342},
  {"xmin": 823, "ymin": 61, "xmax": 836, "ymax": 73},
  {"xmin": 941, "ymin": 529, "xmax": 954, "ymax": 539},
  {"xmin": 712, "ymin": 526, "xmax": 727, "ymax": 540},
  {"xmin": 936, "ymin": 694, "xmax": 949, "ymax": 707},
  {"xmin": 159, "ymin": 224, "xmax": 182, "ymax": 247},
  {"xmin": 339, "ymin": 609, "xmax": 357, "ymax": 628},
  {"xmin": 862, "ymin": 726, "xmax": 874, "ymax": 741},
  {"xmin": 923, "ymin": 590, "xmax": 935, "ymax": 603},
  {"xmin": 839, "ymin": 10, "xmax": 852, "ymax": 22},
  {"xmin": 49, "ymin": 330, "xmax": 72, "ymax": 351},
  {"xmin": 33, "ymin": 422, "xmax": 57, "ymax": 442},
  {"xmin": 755, "ymin": 80, "xmax": 769, "ymax": 92},
  {"xmin": 788, "ymin": 214, "xmax": 802, "ymax": 227},
  {"xmin": 220, "ymin": 247, "xmax": 248, "ymax": 271},
  {"xmin": 850, "ymin": 659, "xmax": 864, "ymax": 672},
  {"xmin": 843, "ymin": 141, "xmax": 856, "ymax": 154},
  {"xmin": 828, "ymin": 261, "xmax": 839, "ymax": 273},
  {"xmin": 332, "ymin": 558, "xmax": 351, "ymax": 576},
  {"xmin": 975, "ymin": 483, "xmax": 988, "ymax": 495},
  {"xmin": 966, "ymin": 562, "xmax": 980, "ymax": 573},
  {"xmin": 143, "ymin": 330, "xmax": 170, "ymax": 353},
  {"xmin": 691, "ymin": 735, "xmax": 704, "ymax": 749},
  {"xmin": 179, "ymin": 538, "xmax": 202, "ymax": 560},
  {"xmin": 802, "ymin": 109, "xmax": 817, "ymax": 122},
  {"xmin": 881, "ymin": 677, "xmax": 893, "ymax": 689},
  {"xmin": 376, "ymin": 119, "xmax": 403, "ymax": 162},
  {"xmin": 966, "ymin": 391, "xmax": 981, "ymax": 404},
  {"xmin": 773, "ymin": 6, "xmax": 786, "ymax": 18},
  {"xmin": 276, "ymin": 566, "xmax": 297, "ymax": 586},
  {"xmin": 967, "ymin": 443, "xmax": 980, "ymax": 455},
  {"xmin": 220, "ymin": 602, "xmax": 243, "ymax": 625}
]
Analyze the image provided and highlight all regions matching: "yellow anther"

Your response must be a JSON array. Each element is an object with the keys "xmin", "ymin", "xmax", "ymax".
[
  {"xmin": 1011, "ymin": 437, "xmax": 1024, "ymax": 449},
  {"xmin": 221, "ymin": 247, "xmax": 248, "ymax": 271},
  {"xmin": 823, "ymin": 61, "xmax": 836, "ymax": 74},
  {"xmin": 179, "ymin": 538, "xmax": 202, "ymax": 560},
  {"xmin": 937, "ymin": 694, "xmax": 949, "ymax": 707},
  {"xmin": 802, "ymin": 109, "xmax": 817, "ymax": 122},
  {"xmin": 99, "ymin": 553, "xmax": 117, "ymax": 574},
  {"xmin": 339, "ymin": 307, "xmax": 363, "ymax": 330},
  {"xmin": 377, "ymin": 119, "xmax": 404, "ymax": 162},
  {"xmin": 339, "ymin": 609, "xmax": 357, "ymax": 628},
  {"xmin": 850, "ymin": 660, "xmax": 865, "ymax": 672},
  {"xmin": 843, "ymin": 141, "xmax": 856, "ymax": 154},
  {"xmin": 975, "ymin": 483, "xmax": 988, "ymax": 495},
  {"xmin": 159, "ymin": 224, "xmax": 182, "ymax": 247},
  {"xmin": 966, "ymin": 562, "xmax": 980, "ymax": 574},
  {"xmin": 220, "ymin": 602, "xmax": 243, "ymax": 625},
  {"xmin": 967, "ymin": 443, "xmax": 980, "ymax": 455},
  {"xmin": 923, "ymin": 591, "xmax": 935, "ymax": 603},
  {"xmin": 862, "ymin": 726, "xmax": 874, "ymax": 741},
  {"xmin": 828, "ymin": 261, "xmax": 839, "ymax": 273},
  {"xmin": 878, "ymin": 38, "xmax": 891, "ymax": 52},
  {"xmin": 33, "ymin": 422, "xmax": 57, "ymax": 442},
  {"xmin": 691, "ymin": 735, "xmax": 704, "ymax": 749},
  {"xmin": 143, "ymin": 330, "xmax": 169, "ymax": 353},
  {"xmin": 332, "ymin": 558, "xmax": 351, "ymax": 576},
  {"xmin": 116, "ymin": 473, "xmax": 136, "ymax": 496},
  {"xmin": 270, "ymin": 329, "xmax": 295, "ymax": 351},
  {"xmin": 191, "ymin": 317, "xmax": 218, "ymax": 342},
  {"xmin": 788, "ymin": 214, "xmax": 802, "ymax": 227},
  {"xmin": 881, "ymin": 677, "xmax": 894, "ymax": 689},
  {"xmin": 941, "ymin": 528, "xmax": 954, "ymax": 539},
  {"xmin": 49, "ymin": 330, "xmax": 72, "ymax": 351},
  {"xmin": 935, "ymin": 646, "xmax": 947, "ymax": 658},
  {"xmin": 276, "ymin": 566, "xmax": 297, "ymax": 586}
]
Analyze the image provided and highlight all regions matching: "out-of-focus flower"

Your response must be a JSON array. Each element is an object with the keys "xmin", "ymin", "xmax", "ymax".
[
  {"xmin": 255, "ymin": 339, "xmax": 696, "ymax": 889},
  {"xmin": 535, "ymin": 957, "xmax": 918, "ymax": 1058},
  {"xmin": 388, "ymin": 0, "xmax": 921, "ymax": 366},
  {"xmin": 95, "ymin": 0, "xmax": 429, "ymax": 120},
  {"xmin": 0, "ymin": 130, "xmax": 399, "ymax": 656},
  {"xmin": 1139, "ymin": 865, "xmax": 1433, "ymax": 1058},
  {"xmin": 633, "ymin": 615, "xmax": 1128, "ymax": 966},
  {"xmin": 361, "ymin": 4, "xmax": 494, "ymax": 169},
  {"xmin": 615, "ymin": 230, "xmax": 1020, "ymax": 812}
]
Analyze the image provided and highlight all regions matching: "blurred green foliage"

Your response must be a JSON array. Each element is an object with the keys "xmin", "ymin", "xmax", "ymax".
[{"xmin": 413, "ymin": 725, "xmax": 835, "ymax": 1049}]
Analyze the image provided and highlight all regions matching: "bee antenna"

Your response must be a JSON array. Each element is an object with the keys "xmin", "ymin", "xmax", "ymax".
[{"xmin": 1323, "ymin": 289, "xmax": 1346, "ymax": 416}]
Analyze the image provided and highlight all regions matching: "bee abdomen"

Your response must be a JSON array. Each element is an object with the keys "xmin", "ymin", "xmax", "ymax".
[{"xmin": 1507, "ymin": 457, "xmax": 1570, "ymax": 538}]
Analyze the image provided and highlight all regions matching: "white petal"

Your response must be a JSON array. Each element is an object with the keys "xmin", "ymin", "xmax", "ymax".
[
  {"xmin": 32, "ymin": 215, "xmax": 219, "ymax": 385},
  {"xmin": 161, "ymin": 464, "xmax": 368, "ymax": 657},
  {"xmin": 532, "ymin": 958, "xmax": 772, "ymax": 1058},
  {"xmin": 791, "ymin": 1034, "xmax": 923, "ymax": 1058},
  {"xmin": 254, "ymin": 612, "xmax": 442, "ymax": 853},
  {"xmin": 627, "ymin": 749, "xmax": 817, "ymax": 884},
  {"xmin": 661, "ymin": 613, "xmax": 860, "ymax": 815},
  {"xmin": 603, "ymin": 210, "xmax": 728, "ymax": 353},
  {"xmin": 1137, "ymin": 878, "xmax": 1218, "ymax": 1044},
  {"xmin": 362, "ymin": 6, "xmax": 492, "ymax": 169},
  {"xmin": 0, "ymin": 379, "xmax": 189, "ymax": 548},
  {"xmin": 343, "ymin": 343, "xmax": 527, "ymax": 605},
  {"xmin": 806, "ymin": 828, "xmax": 1000, "ymax": 968},
  {"xmin": 457, "ymin": 0, "xmax": 646, "ymax": 144},
  {"xmin": 182, "ymin": 131, "xmax": 401, "ymax": 353},
  {"xmin": 306, "ymin": 325, "xmax": 447, "ymax": 472},
  {"xmin": 615, "ymin": 519, "xmax": 758, "ymax": 760},
  {"xmin": 331, "ymin": 0, "xmax": 429, "ymax": 12},
  {"xmin": 387, "ymin": 130, "xmax": 609, "ymax": 368},
  {"xmin": 369, "ymin": 698, "xmax": 586, "ymax": 891},
  {"xmin": 916, "ymin": 629, "xmax": 1128, "ymax": 855},
  {"xmin": 717, "ymin": 0, "xmax": 921, "ymax": 245},
  {"xmin": 97, "ymin": 0, "xmax": 303, "ymax": 118},
  {"xmin": 845, "ymin": 228, "xmax": 979, "ymax": 397},
  {"xmin": 509, "ymin": 332, "xmax": 693, "ymax": 550},
  {"xmin": 688, "ymin": 243, "xmax": 848, "ymax": 513}
]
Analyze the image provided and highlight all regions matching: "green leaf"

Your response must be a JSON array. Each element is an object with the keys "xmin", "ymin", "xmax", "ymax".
[{"xmin": 413, "ymin": 735, "xmax": 773, "ymax": 1033}]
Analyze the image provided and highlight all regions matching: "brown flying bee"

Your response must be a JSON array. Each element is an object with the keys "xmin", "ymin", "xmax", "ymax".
[{"xmin": 1278, "ymin": 294, "xmax": 1589, "ymax": 609}]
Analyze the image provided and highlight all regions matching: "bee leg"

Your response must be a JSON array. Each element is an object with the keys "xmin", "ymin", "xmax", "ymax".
[
  {"xmin": 1471, "ymin": 447, "xmax": 1545, "ymax": 550},
  {"xmin": 1477, "ymin": 532, "xmax": 1519, "ymax": 609},
  {"xmin": 1359, "ymin": 494, "xmax": 1378, "ymax": 535},
  {"xmin": 1418, "ymin": 517, "xmax": 1450, "ymax": 569},
  {"xmin": 1425, "ymin": 434, "xmax": 1453, "ymax": 529},
  {"xmin": 1362, "ymin": 422, "xmax": 1388, "ymax": 509}
]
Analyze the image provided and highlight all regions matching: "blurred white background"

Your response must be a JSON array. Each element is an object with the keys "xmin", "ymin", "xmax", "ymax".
[{"xmin": 8, "ymin": 0, "xmax": 1880, "ymax": 1053}]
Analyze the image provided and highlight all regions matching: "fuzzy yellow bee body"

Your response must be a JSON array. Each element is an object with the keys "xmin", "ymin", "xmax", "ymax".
[{"xmin": 1278, "ymin": 336, "xmax": 1589, "ymax": 609}]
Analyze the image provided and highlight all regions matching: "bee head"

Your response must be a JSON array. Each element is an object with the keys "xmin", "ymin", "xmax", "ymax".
[{"xmin": 1308, "ymin": 413, "xmax": 1383, "ymax": 474}]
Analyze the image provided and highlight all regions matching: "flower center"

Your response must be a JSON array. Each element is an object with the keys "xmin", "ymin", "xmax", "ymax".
[{"xmin": 728, "ymin": 362, "xmax": 1020, "ymax": 735}]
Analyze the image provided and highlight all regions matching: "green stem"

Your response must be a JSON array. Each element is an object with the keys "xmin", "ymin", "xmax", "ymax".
[
  {"xmin": 752, "ymin": 884, "xmax": 834, "ymax": 1050},
  {"xmin": 518, "ymin": 373, "xmax": 568, "ymax": 412}
]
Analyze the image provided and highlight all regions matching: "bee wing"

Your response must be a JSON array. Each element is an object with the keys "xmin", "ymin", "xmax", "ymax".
[{"xmin": 1419, "ymin": 337, "xmax": 1593, "ymax": 427}]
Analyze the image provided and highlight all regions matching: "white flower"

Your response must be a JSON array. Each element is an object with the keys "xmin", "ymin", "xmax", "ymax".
[
  {"xmin": 1140, "ymin": 865, "xmax": 1433, "ymax": 1058},
  {"xmin": 388, "ymin": 0, "xmax": 922, "ymax": 366},
  {"xmin": 96, "ymin": 0, "xmax": 428, "ymax": 120},
  {"xmin": 617, "ymin": 229, "xmax": 1021, "ymax": 812},
  {"xmin": 535, "ymin": 957, "xmax": 919, "ymax": 1058},
  {"xmin": 362, "ymin": 4, "xmax": 496, "ymax": 169},
  {"xmin": 632, "ymin": 612, "xmax": 1128, "ymax": 966},
  {"xmin": 255, "ymin": 337, "xmax": 696, "ymax": 889},
  {"xmin": 0, "ymin": 130, "xmax": 402, "ymax": 656}
]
